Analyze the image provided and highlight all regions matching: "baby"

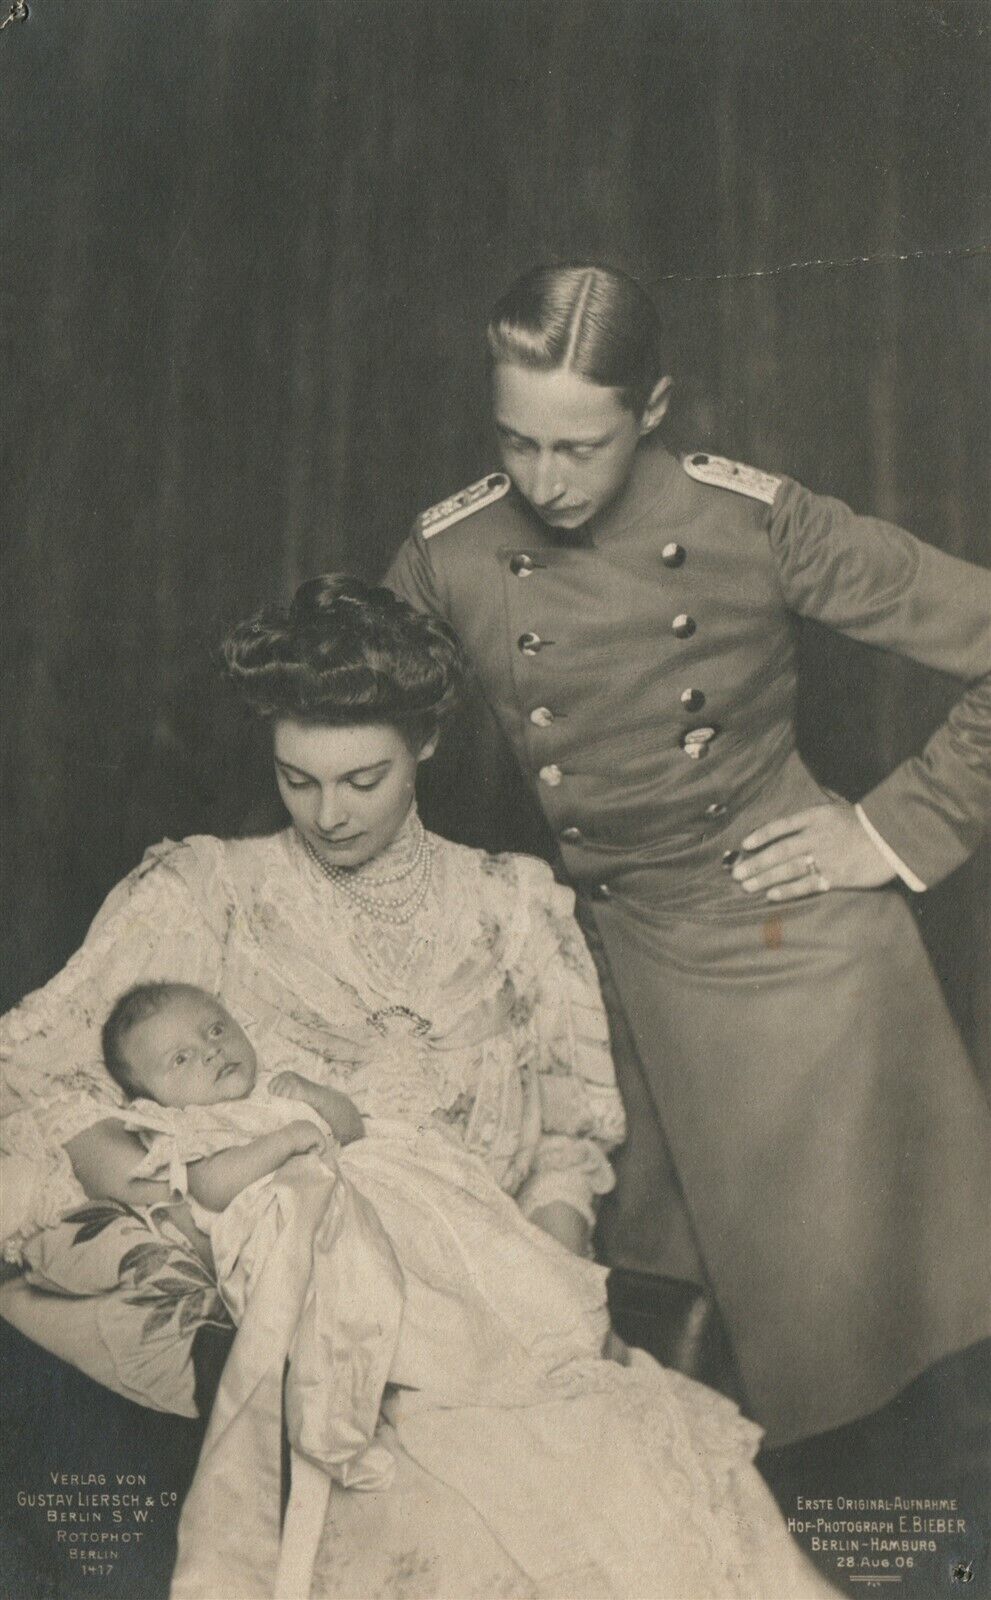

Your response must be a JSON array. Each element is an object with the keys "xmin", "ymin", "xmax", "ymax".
[
  {"xmin": 101, "ymin": 980, "xmax": 365, "ymax": 1218},
  {"xmin": 100, "ymin": 980, "xmax": 620, "ymax": 1382}
]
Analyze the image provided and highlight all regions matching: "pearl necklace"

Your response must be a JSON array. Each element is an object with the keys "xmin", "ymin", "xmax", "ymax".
[
  {"xmin": 302, "ymin": 822, "xmax": 435, "ymax": 926},
  {"xmin": 343, "ymin": 816, "xmax": 429, "ymax": 887}
]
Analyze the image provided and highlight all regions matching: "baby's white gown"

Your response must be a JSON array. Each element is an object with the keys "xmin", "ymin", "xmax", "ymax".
[{"xmin": 125, "ymin": 1091, "xmax": 834, "ymax": 1600}]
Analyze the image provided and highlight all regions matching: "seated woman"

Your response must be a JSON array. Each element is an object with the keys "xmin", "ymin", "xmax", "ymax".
[{"xmin": 1, "ymin": 576, "xmax": 835, "ymax": 1599}]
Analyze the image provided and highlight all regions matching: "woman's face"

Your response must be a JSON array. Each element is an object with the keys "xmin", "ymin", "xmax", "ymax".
[
  {"xmin": 492, "ymin": 362, "xmax": 671, "ymax": 531},
  {"xmin": 273, "ymin": 719, "xmax": 435, "ymax": 869}
]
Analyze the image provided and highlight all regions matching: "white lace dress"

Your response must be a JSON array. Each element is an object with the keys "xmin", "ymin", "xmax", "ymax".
[
  {"xmin": 1, "ymin": 817, "xmax": 835, "ymax": 1599},
  {"xmin": 1, "ymin": 815, "xmax": 623, "ymax": 1252}
]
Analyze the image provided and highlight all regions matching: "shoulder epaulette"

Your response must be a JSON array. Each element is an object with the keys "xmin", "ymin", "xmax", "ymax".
[
  {"xmin": 682, "ymin": 452, "xmax": 781, "ymax": 506},
  {"xmin": 418, "ymin": 473, "xmax": 511, "ymax": 539}
]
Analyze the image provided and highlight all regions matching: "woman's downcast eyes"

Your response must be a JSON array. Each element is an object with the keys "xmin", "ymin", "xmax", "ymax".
[{"xmin": 277, "ymin": 764, "xmax": 387, "ymax": 793}]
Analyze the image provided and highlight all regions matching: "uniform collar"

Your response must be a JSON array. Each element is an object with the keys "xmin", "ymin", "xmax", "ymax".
[{"xmin": 590, "ymin": 438, "xmax": 696, "ymax": 542}]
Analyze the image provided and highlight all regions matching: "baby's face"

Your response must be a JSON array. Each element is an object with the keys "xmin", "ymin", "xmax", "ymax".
[{"xmin": 123, "ymin": 990, "xmax": 257, "ymax": 1107}]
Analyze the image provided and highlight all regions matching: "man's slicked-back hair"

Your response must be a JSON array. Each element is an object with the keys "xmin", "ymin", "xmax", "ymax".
[{"xmin": 487, "ymin": 263, "xmax": 666, "ymax": 414}]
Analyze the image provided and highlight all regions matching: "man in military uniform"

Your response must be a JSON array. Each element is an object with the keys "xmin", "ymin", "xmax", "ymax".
[{"xmin": 384, "ymin": 264, "xmax": 991, "ymax": 1449}]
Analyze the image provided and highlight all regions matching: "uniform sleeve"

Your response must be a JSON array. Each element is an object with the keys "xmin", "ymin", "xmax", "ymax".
[
  {"xmin": 507, "ymin": 859, "xmax": 627, "ymax": 1226},
  {"xmin": 769, "ymin": 479, "xmax": 991, "ymax": 887},
  {"xmin": 383, "ymin": 525, "xmax": 449, "ymax": 619},
  {"xmin": 0, "ymin": 839, "xmax": 232, "ymax": 1248}
]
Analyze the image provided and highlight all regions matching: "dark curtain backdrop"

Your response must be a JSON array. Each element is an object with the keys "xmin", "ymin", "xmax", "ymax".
[{"xmin": 2, "ymin": 0, "xmax": 989, "ymax": 1076}]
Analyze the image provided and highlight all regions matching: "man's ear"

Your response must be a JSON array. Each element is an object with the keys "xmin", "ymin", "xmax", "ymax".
[{"xmin": 639, "ymin": 376, "xmax": 673, "ymax": 436}]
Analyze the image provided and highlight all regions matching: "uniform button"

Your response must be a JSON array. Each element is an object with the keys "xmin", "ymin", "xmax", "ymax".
[
  {"xmin": 529, "ymin": 706, "xmax": 554, "ymax": 727},
  {"xmin": 681, "ymin": 728, "xmax": 717, "ymax": 761},
  {"xmin": 704, "ymin": 802, "xmax": 727, "ymax": 819},
  {"xmin": 587, "ymin": 883, "xmax": 612, "ymax": 901},
  {"xmin": 680, "ymin": 688, "xmax": 705, "ymax": 711},
  {"xmin": 538, "ymin": 764, "xmax": 563, "ymax": 787},
  {"xmin": 661, "ymin": 542, "xmax": 686, "ymax": 567},
  {"xmin": 560, "ymin": 826, "xmax": 583, "ymax": 843},
  {"xmin": 680, "ymin": 726, "xmax": 716, "ymax": 760},
  {"xmin": 671, "ymin": 614, "xmax": 696, "ymax": 639},
  {"xmin": 518, "ymin": 631, "xmax": 550, "ymax": 655},
  {"xmin": 510, "ymin": 553, "xmax": 538, "ymax": 577}
]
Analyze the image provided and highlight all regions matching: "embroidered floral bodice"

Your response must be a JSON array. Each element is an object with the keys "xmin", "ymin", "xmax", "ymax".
[{"xmin": 1, "ymin": 821, "xmax": 625, "ymax": 1253}]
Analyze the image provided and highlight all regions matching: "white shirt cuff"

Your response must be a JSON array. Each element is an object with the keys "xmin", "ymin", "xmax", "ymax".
[{"xmin": 854, "ymin": 804, "xmax": 927, "ymax": 893}]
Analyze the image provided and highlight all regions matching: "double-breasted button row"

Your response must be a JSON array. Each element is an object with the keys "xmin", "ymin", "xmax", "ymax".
[
  {"xmin": 512, "ymin": 538, "xmax": 685, "ymax": 571},
  {"xmin": 510, "ymin": 537, "xmax": 715, "ymax": 817},
  {"xmin": 564, "ymin": 802, "xmax": 725, "ymax": 844}
]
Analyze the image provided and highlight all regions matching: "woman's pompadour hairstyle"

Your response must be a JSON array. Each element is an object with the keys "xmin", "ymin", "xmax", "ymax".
[{"xmin": 224, "ymin": 574, "xmax": 468, "ymax": 751}]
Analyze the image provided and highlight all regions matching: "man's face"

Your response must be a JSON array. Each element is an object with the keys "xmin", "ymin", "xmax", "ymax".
[
  {"xmin": 492, "ymin": 362, "xmax": 669, "ymax": 531},
  {"xmin": 123, "ymin": 989, "xmax": 257, "ymax": 1106}
]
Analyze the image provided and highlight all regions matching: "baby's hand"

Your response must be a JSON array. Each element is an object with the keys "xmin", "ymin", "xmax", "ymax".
[
  {"xmin": 281, "ymin": 1119, "xmax": 327, "ymax": 1158},
  {"xmin": 316, "ymin": 1086, "xmax": 365, "ymax": 1147},
  {"xmin": 268, "ymin": 1071, "xmax": 364, "ymax": 1146},
  {"xmin": 269, "ymin": 1070, "xmax": 314, "ymax": 1102}
]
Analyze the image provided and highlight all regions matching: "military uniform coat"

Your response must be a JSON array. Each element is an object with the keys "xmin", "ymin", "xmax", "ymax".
[{"xmin": 386, "ymin": 439, "xmax": 991, "ymax": 1444}]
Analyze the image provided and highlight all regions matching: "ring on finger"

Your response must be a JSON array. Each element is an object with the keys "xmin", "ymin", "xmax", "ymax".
[{"xmin": 803, "ymin": 854, "xmax": 830, "ymax": 893}]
